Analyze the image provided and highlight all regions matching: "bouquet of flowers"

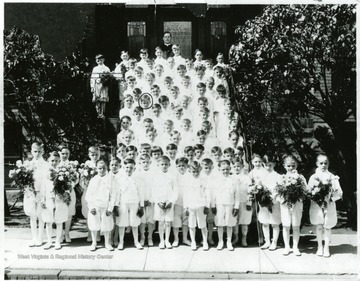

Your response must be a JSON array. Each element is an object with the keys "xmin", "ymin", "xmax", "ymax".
[
  {"xmin": 100, "ymin": 72, "xmax": 115, "ymax": 87},
  {"xmin": 8, "ymin": 160, "xmax": 35, "ymax": 194},
  {"xmin": 275, "ymin": 170, "xmax": 307, "ymax": 209},
  {"xmin": 50, "ymin": 163, "xmax": 78, "ymax": 205},
  {"xmin": 78, "ymin": 163, "xmax": 97, "ymax": 182},
  {"xmin": 308, "ymin": 175, "xmax": 340, "ymax": 212},
  {"xmin": 247, "ymin": 179, "xmax": 274, "ymax": 212}
]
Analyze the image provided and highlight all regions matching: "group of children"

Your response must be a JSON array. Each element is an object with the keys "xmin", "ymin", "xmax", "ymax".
[
  {"xmin": 24, "ymin": 140, "xmax": 342, "ymax": 258},
  {"xmin": 23, "ymin": 43, "xmax": 342, "ymax": 258}
]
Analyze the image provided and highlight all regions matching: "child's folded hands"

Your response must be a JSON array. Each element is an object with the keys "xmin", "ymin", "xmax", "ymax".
[
  {"xmin": 137, "ymin": 207, "xmax": 144, "ymax": 218},
  {"xmin": 113, "ymin": 206, "xmax": 120, "ymax": 216},
  {"xmin": 165, "ymin": 202, "xmax": 172, "ymax": 209},
  {"xmin": 158, "ymin": 202, "xmax": 166, "ymax": 210},
  {"xmin": 144, "ymin": 200, "xmax": 151, "ymax": 207},
  {"xmin": 90, "ymin": 208, "xmax": 97, "ymax": 215},
  {"xmin": 106, "ymin": 210, "xmax": 112, "ymax": 216}
]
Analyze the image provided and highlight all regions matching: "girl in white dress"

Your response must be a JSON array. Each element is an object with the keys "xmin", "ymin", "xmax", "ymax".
[
  {"xmin": 308, "ymin": 154, "xmax": 343, "ymax": 257},
  {"xmin": 41, "ymin": 152, "xmax": 68, "ymax": 250}
]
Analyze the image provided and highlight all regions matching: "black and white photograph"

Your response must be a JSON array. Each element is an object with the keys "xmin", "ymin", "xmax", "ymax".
[{"xmin": 2, "ymin": 1, "xmax": 358, "ymax": 280}]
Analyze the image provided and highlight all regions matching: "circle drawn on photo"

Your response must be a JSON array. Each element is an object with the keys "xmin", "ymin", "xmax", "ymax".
[{"xmin": 139, "ymin": 93, "xmax": 153, "ymax": 110}]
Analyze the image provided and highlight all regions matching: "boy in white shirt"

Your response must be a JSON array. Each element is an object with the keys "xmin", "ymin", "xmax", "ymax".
[
  {"xmin": 134, "ymin": 154, "xmax": 156, "ymax": 247},
  {"xmin": 108, "ymin": 157, "xmax": 122, "ymax": 247},
  {"xmin": 212, "ymin": 160, "xmax": 240, "ymax": 251},
  {"xmin": 151, "ymin": 103, "xmax": 164, "ymax": 133},
  {"xmin": 124, "ymin": 58, "xmax": 137, "ymax": 79},
  {"xmin": 119, "ymin": 95, "xmax": 135, "ymax": 120},
  {"xmin": 161, "ymin": 120, "xmax": 175, "ymax": 149},
  {"xmin": 137, "ymin": 48, "xmax": 150, "ymax": 73},
  {"xmin": 25, "ymin": 142, "xmax": 49, "ymax": 247},
  {"xmin": 154, "ymin": 47, "xmax": 167, "ymax": 68},
  {"xmin": 152, "ymin": 156, "xmax": 178, "ymax": 249},
  {"xmin": 183, "ymin": 161, "xmax": 210, "ymax": 251},
  {"xmin": 115, "ymin": 158, "xmax": 144, "ymax": 250},
  {"xmin": 158, "ymin": 95, "xmax": 172, "ymax": 120},
  {"xmin": 132, "ymin": 106, "xmax": 144, "ymax": 135},
  {"xmin": 231, "ymin": 157, "xmax": 252, "ymax": 247},
  {"xmin": 200, "ymin": 158, "xmax": 217, "ymax": 245},
  {"xmin": 172, "ymin": 157, "xmax": 191, "ymax": 246},
  {"xmin": 86, "ymin": 160, "xmax": 115, "ymax": 251},
  {"xmin": 150, "ymin": 84, "xmax": 161, "ymax": 101},
  {"xmin": 180, "ymin": 119, "xmax": 193, "ymax": 147},
  {"xmin": 172, "ymin": 44, "xmax": 186, "ymax": 68},
  {"xmin": 123, "ymin": 75, "xmax": 137, "ymax": 97}
]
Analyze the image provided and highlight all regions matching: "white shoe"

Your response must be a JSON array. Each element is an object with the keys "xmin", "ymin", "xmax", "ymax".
[
  {"xmin": 217, "ymin": 241, "xmax": 224, "ymax": 250},
  {"xmin": 191, "ymin": 242, "xmax": 197, "ymax": 251},
  {"xmin": 227, "ymin": 240, "xmax": 234, "ymax": 251},
  {"xmin": 29, "ymin": 240, "xmax": 36, "ymax": 247},
  {"xmin": 117, "ymin": 243, "xmax": 124, "ymax": 250},
  {"xmin": 316, "ymin": 247, "xmax": 323, "ymax": 256},
  {"xmin": 261, "ymin": 241, "xmax": 271, "ymax": 249},
  {"xmin": 139, "ymin": 238, "xmax": 145, "ymax": 247},
  {"xmin": 203, "ymin": 242, "xmax": 209, "ymax": 251},
  {"xmin": 159, "ymin": 241, "xmax": 165, "ymax": 249},
  {"xmin": 182, "ymin": 239, "xmax": 191, "ymax": 246},
  {"xmin": 293, "ymin": 248, "xmax": 301, "ymax": 256},
  {"xmin": 269, "ymin": 242, "xmax": 277, "ymax": 251},
  {"xmin": 44, "ymin": 242, "xmax": 52, "ymax": 250},
  {"xmin": 165, "ymin": 241, "xmax": 172, "ymax": 249},
  {"xmin": 35, "ymin": 239, "xmax": 43, "ymax": 247},
  {"xmin": 172, "ymin": 240, "xmax": 179, "ymax": 247},
  {"xmin": 54, "ymin": 242, "xmax": 62, "ymax": 250},
  {"xmin": 135, "ymin": 243, "xmax": 143, "ymax": 250},
  {"xmin": 148, "ymin": 238, "xmax": 154, "ymax": 247},
  {"xmin": 90, "ymin": 243, "xmax": 97, "ymax": 251},
  {"xmin": 106, "ymin": 244, "xmax": 114, "ymax": 251},
  {"xmin": 323, "ymin": 248, "xmax": 330, "ymax": 258},
  {"xmin": 283, "ymin": 247, "xmax": 291, "ymax": 256}
]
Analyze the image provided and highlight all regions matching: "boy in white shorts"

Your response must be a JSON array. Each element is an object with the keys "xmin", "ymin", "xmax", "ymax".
[
  {"xmin": 86, "ymin": 160, "xmax": 115, "ymax": 251},
  {"xmin": 172, "ymin": 157, "xmax": 191, "ymax": 246},
  {"xmin": 115, "ymin": 158, "xmax": 144, "ymax": 250},
  {"xmin": 183, "ymin": 161, "xmax": 210, "ymax": 251},
  {"xmin": 152, "ymin": 156, "xmax": 178, "ymax": 249},
  {"xmin": 134, "ymin": 154, "xmax": 156, "ymax": 247},
  {"xmin": 212, "ymin": 160, "xmax": 240, "ymax": 251}
]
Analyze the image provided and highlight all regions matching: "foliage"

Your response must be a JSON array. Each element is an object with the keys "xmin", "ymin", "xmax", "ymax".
[
  {"xmin": 228, "ymin": 5, "xmax": 356, "ymax": 192},
  {"xmin": 4, "ymin": 27, "xmax": 116, "ymax": 161}
]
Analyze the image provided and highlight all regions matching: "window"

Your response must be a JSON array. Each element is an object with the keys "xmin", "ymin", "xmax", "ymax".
[
  {"xmin": 127, "ymin": 22, "xmax": 146, "ymax": 37},
  {"xmin": 211, "ymin": 21, "xmax": 226, "ymax": 38}
]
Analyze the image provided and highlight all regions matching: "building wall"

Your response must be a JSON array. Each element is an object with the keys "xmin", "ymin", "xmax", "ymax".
[{"xmin": 4, "ymin": 3, "xmax": 96, "ymax": 60}]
